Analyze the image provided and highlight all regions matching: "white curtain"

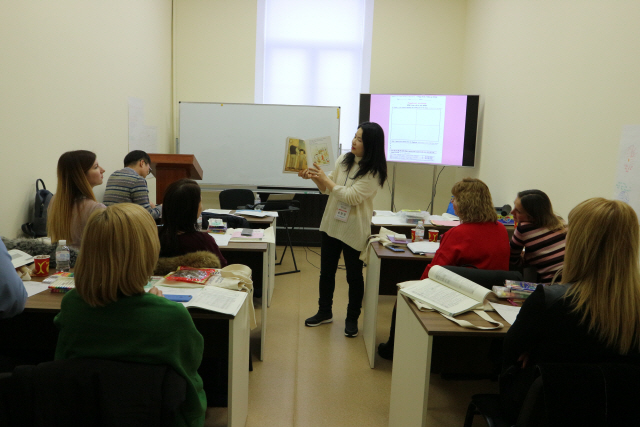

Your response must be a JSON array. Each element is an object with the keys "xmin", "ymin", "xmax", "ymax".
[{"xmin": 256, "ymin": 0, "xmax": 373, "ymax": 154}]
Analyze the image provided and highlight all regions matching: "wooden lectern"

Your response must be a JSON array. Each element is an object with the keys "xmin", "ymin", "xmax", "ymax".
[{"xmin": 148, "ymin": 154, "xmax": 203, "ymax": 204}]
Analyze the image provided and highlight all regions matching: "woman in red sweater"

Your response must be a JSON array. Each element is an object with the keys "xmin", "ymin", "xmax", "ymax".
[{"xmin": 378, "ymin": 178, "xmax": 510, "ymax": 360}]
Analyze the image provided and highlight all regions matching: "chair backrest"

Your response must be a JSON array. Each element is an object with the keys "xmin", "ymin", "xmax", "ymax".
[
  {"xmin": 443, "ymin": 266, "xmax": 523, "ymax": 290},
  {"xmin": 0, "ymin": 358, "xmax": 187, "ymax": 427},
  {"xmin": 516, "ymin": 363, "xmax": 640, "ymax": 427},
  {"xmin": 219, "ymin": 189, "xmax": 255, "ymax": 210}
]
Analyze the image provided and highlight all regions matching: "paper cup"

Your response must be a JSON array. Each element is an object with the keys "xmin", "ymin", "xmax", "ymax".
[
  {"xmin": 428, "ymin": 229, "xmax": 439, "ymax": 242},
  {"xmin": 33, "ymin": 255, "xmax": 50, "ymax": 277}
]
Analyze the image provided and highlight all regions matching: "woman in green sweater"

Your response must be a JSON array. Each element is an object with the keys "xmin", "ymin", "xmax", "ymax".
[
  {"xmin": 299, "ymin": 122, "xmax": 388, "ymax": 337},
  {"xmin": 54, "ymin": 203, "xmax": 206, "ymax": 427}
]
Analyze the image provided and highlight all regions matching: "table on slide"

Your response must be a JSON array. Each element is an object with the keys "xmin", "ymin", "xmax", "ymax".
[
  {"xmin": 362, "ymin": 242, "xmax": 434, "ymax": 368},
  {"xmin": 19, "ymin": 281, "xmax": 252, "ymax": 427},
  {"xmin": 389, "ymin": 294, "xmax": 510, "ymax": 427}
]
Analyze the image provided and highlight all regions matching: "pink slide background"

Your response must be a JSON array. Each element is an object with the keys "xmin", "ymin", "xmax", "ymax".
[{"xmin": 368, "ymin": 94, "xmax": 468, "ymax": 166}]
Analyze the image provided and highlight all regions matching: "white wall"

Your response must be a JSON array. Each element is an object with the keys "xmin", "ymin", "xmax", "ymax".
[
  {"xmin": 0, "ymin": 0, "xmax": 173, "ymax": 238},
  {"xmin": 369, "ymin": 0, "xmax": 467, "ymax": 213},
  {"xmin": 5, "ymin": 1, "xmax": 638, "ymax": 237},
  {"xmin": 460, "ymin": 1, "xmax": 640, "ymax": 217},
  {"xmin": 173, "ymin": 0, "xmax": 258, "ymax": 209}
]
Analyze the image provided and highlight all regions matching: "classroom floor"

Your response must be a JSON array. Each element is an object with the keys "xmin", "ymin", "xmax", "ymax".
[{"xmin": 205, "ymin": 246, "xmax": 496, "ymax": 427}]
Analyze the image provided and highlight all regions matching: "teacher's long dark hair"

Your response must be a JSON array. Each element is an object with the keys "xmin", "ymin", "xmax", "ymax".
[{"xmin": 341, "ymin": 122, "xmax": 388, "ymax": 186}]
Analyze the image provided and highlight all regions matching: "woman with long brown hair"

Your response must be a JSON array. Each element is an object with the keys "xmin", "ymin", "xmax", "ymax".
[
  {"xmin": 510, "ymin": 189, "xmax": 566, "ymax": 283},
  {"xmin": 47, "ymin": 150, "xmax": 106, "ymax": 248}
]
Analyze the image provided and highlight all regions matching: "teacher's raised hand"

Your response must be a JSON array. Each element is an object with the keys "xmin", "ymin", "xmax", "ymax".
[{"xmin": 298, "ymin": 169, "xmax": 311, "ymax": 179}]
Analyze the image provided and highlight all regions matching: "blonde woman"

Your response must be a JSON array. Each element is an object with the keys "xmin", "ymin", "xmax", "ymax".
[
  {"xmin": 54, "ymin": 204, "xmax": 206, "ymax": 427},
  {"xmin": 47, "ymin": 150, "xmax": 106, "ymax": 248},
  {"xmin": 504, "ymin": 197, "xmax": 640, "ymax": 367},
  {"xmin": 378, "ymin": 178, "xmax": 510, "ymax": 360},
  {"xmin": 502, "ymin": 198, "xmax": 640, "ymax": 421}
]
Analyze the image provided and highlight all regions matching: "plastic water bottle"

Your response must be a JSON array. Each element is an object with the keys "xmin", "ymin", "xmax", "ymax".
[
  {"xmin": 55, "ymin": 240, "xmax": 70, "ymax": 273},
  {"xmin": 254, "ymin": 194, "xmax": 261, "ymax": 209},
  {"xmin": 415, "ymin": 221, "xmax": 425, "ymax": 242}
]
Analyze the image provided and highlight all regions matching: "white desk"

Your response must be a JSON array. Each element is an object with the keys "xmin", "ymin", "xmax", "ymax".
[
  {"xmin": 23, "ymin": 287, "xmax": 252, "ymax": 427},
  {"xmin": 388, "ymin": 294, "xmax": 509, "ymax": 427},
  {"xmin": 362, "ymin": 242, "xmax": 433, "ymax": 368}
]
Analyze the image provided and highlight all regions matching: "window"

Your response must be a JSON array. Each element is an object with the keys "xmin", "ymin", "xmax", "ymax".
[{"xmin": 256, "ymin": 0, "xmax": 373, "ymax": 154}]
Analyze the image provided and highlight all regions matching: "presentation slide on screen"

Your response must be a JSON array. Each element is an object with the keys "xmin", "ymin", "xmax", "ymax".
[{"xmin": 367, "ymin": 94, "xmax": 469, "ymax": 166}]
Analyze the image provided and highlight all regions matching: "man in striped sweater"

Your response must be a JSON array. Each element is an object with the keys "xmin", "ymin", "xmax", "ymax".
[{"xmin": 103, "ymin": 150, "xmax": 162, "ymax": 219}]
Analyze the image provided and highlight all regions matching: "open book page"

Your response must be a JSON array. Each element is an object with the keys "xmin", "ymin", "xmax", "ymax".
[
  {"xmin": 8, "ymin": 249, "xmax": 34, "ymax": 269},
  {"xmin": 283, "ymin": 137, "xmax": 308, "ymax": 173},
  {"xmin": 186, "ymin": 285, "xmax": 247, "ymax": 317},
  {"xmin": 427, "ymin": 265, "xmax": 490, "ymax": 302},
  {"xmin": 400, "ymin": 278, "xmax": 482, "ymax": 317},
  {"xmin": 305, "ymin": 136, "xmax": 334, "ymax": 172}
]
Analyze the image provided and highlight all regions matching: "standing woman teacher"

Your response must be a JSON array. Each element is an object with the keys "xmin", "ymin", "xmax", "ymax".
[{"xmin": 299, "ymin": 122, "xmax": 387, "ymax": 337}]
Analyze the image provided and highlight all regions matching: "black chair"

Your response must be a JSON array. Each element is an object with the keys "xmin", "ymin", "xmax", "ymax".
[
  {"xmin": 264, "ymin": 200, "xmax": 301, "ymax": 275},
  {"xmin": 443, "ymin": 266, "xmax": 523, "ymax": 289},
  {"xmin": 0, "ymin": 358, "xmax": 187, "ymax": 427},
  {"xmin": 464, "ymin": 362, "xmax": 640, "ymax": 427},
  {"xmin": 219, "ymin": 189, "xmax": 255, "ymax": 210}
]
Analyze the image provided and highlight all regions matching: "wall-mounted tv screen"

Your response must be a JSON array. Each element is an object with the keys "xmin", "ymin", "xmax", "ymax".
[{"xmin": 359, "ymin": 93, "xmax": 479, "ymax": 167}]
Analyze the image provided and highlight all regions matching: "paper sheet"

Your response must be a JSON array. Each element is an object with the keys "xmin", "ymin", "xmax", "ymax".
[
  {"xmin": 489, "ymin": 302, "xmax": 521, "ymax": 325},
  {"xmin": 203, "ymin": 209, "xmax": 232, "ymax": 215},
  {"xmin": 371, "ymin": 216, "xmax": 410, "ymax": 226},
  {"xmin": 210, "ymin": 233, "xmax": 232, "ymax": 247},
  {"xmin": 23, "ymin": 282, "xmax": 50, "ymax": 297}
]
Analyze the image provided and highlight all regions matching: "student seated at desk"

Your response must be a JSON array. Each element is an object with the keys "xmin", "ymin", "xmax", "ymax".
[
  {"xmin": 501, "ymin": 198, "xmax": 640, "ymax": 422},
  {"xmin": 103, "ymin": 150, "xmax": 162, "ymax": 219},
  {"xmin": 510, "ymin": 189, "xmax": 566, "ymax": 283},
  {"xmin": 54, "ymin": 204, "xmax": 206, "ymax": 427},
  {"xmin": 0, "ymin": 239, "xmax": 27, "ymax": 319},
  {"xmin": 158, "ymin": 179, "xmax": 227, "ymax": 267},
  {"xmin": 378, "ymin": 178, "xmax": 510, "ymax": 360},
  {"xmin": 47, "ymin": 150, "xmax": 106, "ymax": 248}
]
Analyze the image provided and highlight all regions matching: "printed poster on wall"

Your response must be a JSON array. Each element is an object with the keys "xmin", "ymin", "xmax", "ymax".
[{"xmin": 614, "ymin": 125, "xmax": 640, "ymax": 215}]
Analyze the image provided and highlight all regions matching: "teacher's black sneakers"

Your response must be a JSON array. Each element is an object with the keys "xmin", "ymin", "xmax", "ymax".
[
  {"xmin": 344, "ymin": 318, "xmax": 358, "ymax": 337},
  {"xmin": 305, "ymin": 311, "xmax": 333, "ymax": 327}
]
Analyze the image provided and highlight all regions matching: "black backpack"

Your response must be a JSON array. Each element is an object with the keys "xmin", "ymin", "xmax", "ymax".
[{"xmin": 22, "ymin": 179, "xmax": 54, "ymax": 237}]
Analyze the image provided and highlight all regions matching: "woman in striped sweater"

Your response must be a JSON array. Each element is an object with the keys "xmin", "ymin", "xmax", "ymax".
[{"xmin": 510, "ymin": 190, "xmax": 566, "ymax": 283}]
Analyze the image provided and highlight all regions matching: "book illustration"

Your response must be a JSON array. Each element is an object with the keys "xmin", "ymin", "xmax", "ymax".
[
  {"xmin": 283, "ymin": 137, "xmax": 308, "ymax": 173},
  {"xmin": 305, "ymin": 136, "xmax": 334, "ymax": 172},
  {"xmin": 283, "ymin": 136, "xmax": 334, "ymax": 173},
  {"xmin": 399, "ymin": 265, "xmax": 491, "ymax": 317}
]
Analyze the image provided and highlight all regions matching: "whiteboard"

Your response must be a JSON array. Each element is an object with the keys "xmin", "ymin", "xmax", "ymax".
[{"xmin": 178, "ymin": 102, "xmax": 341, "ymax": 189}]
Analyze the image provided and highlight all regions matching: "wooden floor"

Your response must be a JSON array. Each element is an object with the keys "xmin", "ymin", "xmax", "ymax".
[{"xmin": 206, "ymin": 246, "xmax": 496, "ymax": 427}]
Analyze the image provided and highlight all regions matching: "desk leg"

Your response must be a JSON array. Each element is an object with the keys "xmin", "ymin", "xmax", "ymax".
[
  {"xmin": 362, "ymin": 245, "xmax": 381, "ymax": 369},
  {"xmin": 389, "ymin": 295, "xmax": 432, "ymax": 427},
  {"xmin": 228, "ymin": 296, "xmax": 250, "ymax": 427},
  {"xmin": 267, "ymin": 242, "xmax": 275, "ymax": 307},
  {"xmin": 260, "ymin": 248, "xmax": 268, "ymax": 361}
]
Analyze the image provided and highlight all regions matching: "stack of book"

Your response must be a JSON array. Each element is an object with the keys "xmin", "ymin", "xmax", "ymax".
[{"xmin": 207, "ymin": 218, "xmax": 227, "ymax": 234}]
